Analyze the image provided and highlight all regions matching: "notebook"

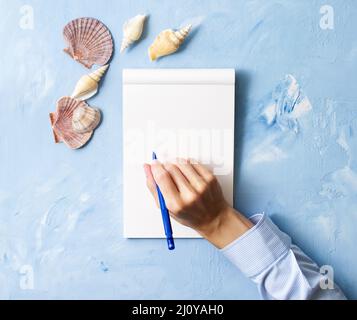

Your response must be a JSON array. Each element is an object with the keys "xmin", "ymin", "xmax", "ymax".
[{"xmin": 123, "ymin": 69, "xmax": 236, "ymax": 238}]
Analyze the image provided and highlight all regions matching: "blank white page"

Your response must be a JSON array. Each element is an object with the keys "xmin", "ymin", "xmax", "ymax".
[{"xmin": 123, "ymin": 69, "xmax": 235, "ymax": 238}]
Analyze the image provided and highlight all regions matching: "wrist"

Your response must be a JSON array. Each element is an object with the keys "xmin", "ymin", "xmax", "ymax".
[{"xmin": 200, "ymin": 206, "xmax": 254, "ymax": 249}]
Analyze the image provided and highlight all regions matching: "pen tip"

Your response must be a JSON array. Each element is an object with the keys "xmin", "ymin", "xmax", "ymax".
[{"xmin": 152, "ymin": 152, "xmax": 157, "ymax": 160}]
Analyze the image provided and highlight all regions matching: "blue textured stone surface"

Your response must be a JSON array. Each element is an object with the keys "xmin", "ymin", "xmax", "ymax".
[{"xmin": 0, "ymin": 0, "xmax": 356, "ymax": 299}]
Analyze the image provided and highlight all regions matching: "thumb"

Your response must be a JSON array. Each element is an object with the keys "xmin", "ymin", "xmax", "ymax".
[{"xmin": 144, "ymin": 164, "xmax": 159, "ymax": 207}]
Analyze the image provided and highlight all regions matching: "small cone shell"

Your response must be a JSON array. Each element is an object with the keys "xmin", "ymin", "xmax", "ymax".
[
  {"xmin": 71, "ymin": 65, "xmax": 109, "ymax": 101},
  {"xmin": 149, "ymin": 24, "xmax": 192, "ymax": 61},
  {"xmin": 72, "ymin": 106, "xmax": 101, "ymax": 134},
  {"xmin": 120, "ymin": 14, "xmax": 147, "ymax": 53},
  {"xmin": 89, "ymin": 64, "xmax": 109, "ymax": 82}
]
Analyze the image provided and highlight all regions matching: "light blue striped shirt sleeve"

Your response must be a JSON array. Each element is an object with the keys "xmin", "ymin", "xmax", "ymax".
[{"xmin": 221, "ymin": 214, "xmax": 346, "ymax": 300}]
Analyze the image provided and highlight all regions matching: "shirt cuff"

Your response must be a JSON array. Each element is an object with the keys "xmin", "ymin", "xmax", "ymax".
[{"xmin": 220, "ymin": 214, "xmax": 291, "ymax": 278}]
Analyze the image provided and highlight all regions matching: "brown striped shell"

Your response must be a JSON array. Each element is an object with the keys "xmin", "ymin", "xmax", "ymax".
[
  {"xmin": 50, "ymin": 97, "xmax": 93, "ymax": 149},
  {"xmin": 63, "ymin": 18, "xmax": 113, "ymax": 69}
]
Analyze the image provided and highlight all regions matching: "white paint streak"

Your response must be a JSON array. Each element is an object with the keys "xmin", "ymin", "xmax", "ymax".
[
  {"xmin": 80, "ymin": 193, "xmax": 90, "ymax": 203},
  {"xmin": 335, "ymin": 166, "xmax": 357, "ymax": 192},
  {"xmin": 336, "ymin": 130, "xmax": 350, "ymax": 155},
  {"xmin": 15, "ymin": 38, "xmax": 55, "ymax": 105},
  {"xmin": 251, "ymin": 135, "xmax": 288, "ymax": 164},
  {"xmin": 320, "ymin": 166, "xmax": 357, "ymax": 199},
  {"xmin": 252, "ymin": 75, "xmax": 313, "ymax": 165},
  {"xmin": 251, "ymin": 145, "xmax": 287, "ymax": 164},
  {"xmin": 39, "ymin": 248, "xmax": 65, "ymax": 264},
  {"xmin": 286, "ymin": 74, "xmax": 299, "ymax": 98},
  {"xmin": 261, "ymin": 103, "xmax": 276, "ymax": 125},
  {"xmin": 67, "ymin": 211, "xmax": 80, "ymax": 232},
  {"xmin": 36, "ymin": 208, "xmax": 50, "ymax": 251},
  {"xmin": 313, "ymin": 215, "xmax": 334, "ymax": 236},
  {"xmin": 291, "ymin": 96, "xmax": 312, "ymax": 118},
  {"xmin": 260, "ymin": 74, "xmax": 312, "ymax": 131}
]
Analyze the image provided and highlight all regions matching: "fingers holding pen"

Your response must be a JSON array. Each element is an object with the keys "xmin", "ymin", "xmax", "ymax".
[
  {"xmin": 162, "ymin": 162, "xmax": 194, "ymax": 194},
  {"xmin": 189, "ymin": 159, "xmax": 216, "ymax": 184},
  {"xmin": 150, "ymin": 160, "xmax": 183, "ymax": 212},
  {"xmin": 145, "ymin": 159, "xmax": 219, "ymax": 217},
  {"xmin": 175, "ymin": 158, "xmax": 207, "ymax": 193}
]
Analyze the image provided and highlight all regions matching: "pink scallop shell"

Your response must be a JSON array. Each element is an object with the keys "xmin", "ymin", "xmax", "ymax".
[
  {"xmin": 63, "ymin": 18, "xmax": 113, "ymax": 69},
  {"xmin": 50, "ymin": 97, "xmax": 93, "ymax": 150}
]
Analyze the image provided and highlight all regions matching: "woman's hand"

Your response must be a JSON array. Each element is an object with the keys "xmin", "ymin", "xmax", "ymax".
[{"xmin": 144, "ymin": 159, "xmax": 253, "ymax": 249}]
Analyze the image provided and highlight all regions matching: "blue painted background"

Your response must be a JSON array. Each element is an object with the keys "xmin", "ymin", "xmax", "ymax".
[{"xmin": 0, "ymin": 0, "xmax": 356, "ymax": 299}]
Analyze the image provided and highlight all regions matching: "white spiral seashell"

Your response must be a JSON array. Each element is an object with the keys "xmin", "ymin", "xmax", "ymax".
[{"xmin": 120, "ymin": 14, "xmax": 147, "ymax": 53}]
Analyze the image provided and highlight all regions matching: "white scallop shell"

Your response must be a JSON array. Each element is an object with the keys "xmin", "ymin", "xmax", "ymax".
[{"xmin": 72, "ymin": 105, "xmax": 101, "ymax": 134}]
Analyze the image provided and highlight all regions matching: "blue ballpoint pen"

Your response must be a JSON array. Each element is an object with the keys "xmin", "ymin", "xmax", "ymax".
[{"xmin": 152, "ymin": 152, "xmax": 175, "ymax": 250}]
